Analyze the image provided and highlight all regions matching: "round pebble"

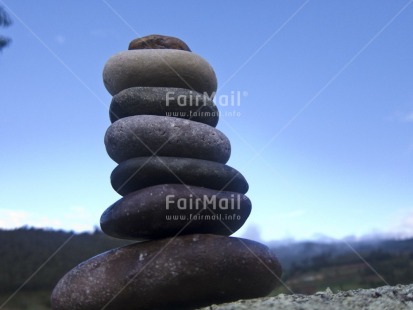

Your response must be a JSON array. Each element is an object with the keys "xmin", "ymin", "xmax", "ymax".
[
  {"xmin": 111, "ymin": 156, "xmax": 248, "ymax": 196},
  {"xmin": 104, "ymin": 115, "xmax": 231, "ymax": 164},
  {"xmin": 103, "ymin": 49, "xmax": 217, "ymax": 96},
  {"xmin": 100, "ymin": 184, "xmax": 251, "ymax": 239},
  {"xmin": 51, "ymin": 234, "xmax": 282, "ymax": 310},
  {"xmin": 109, "ymin": 87, "xmax": 219, "ymax": 126}
]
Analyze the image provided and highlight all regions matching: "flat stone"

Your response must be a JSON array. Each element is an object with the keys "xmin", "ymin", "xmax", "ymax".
[
  {"xmin": 104, "ymin": 115, "xmax": 231, "ymax": 164},
  {"xmin": 111, "ymin": 156, "xmax": 249, "ymax": 196},
  {"xmin": 103, "ymin": 50, "xmax": 217, "ymax": 96},
  {"xmin": 109, "ymin": 87, "xmax": 218, "ymax": 127},
  {"xmin": 129, "ymin": 34, "xmax": 191, "ymax": 51},
  {"xmin": 100, "ymin": 184, "xmax": 251, "ymax": 239},
  {"xmin": 51, "ymin": 234, "xmax": 282, "ymax": 310}
]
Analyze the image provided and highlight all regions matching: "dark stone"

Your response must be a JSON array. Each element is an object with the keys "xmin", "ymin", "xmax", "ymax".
[
  {"xmin": 51, "ymin": 234, "xmax": 282, "ymax": 310},
  {"xmin": 104, "ymin": 115, "xmax": 231, "ymax": 164},
  {"xmin": 111, "ymin": 156, "xmax": 249, "ymax": 196},
  {"xmin": 109, "ymin": 87, "xmax": 219, "ymax": 127},
  {"xmin": 103, "ymin": 50, "xmax": 217, "ymax": 96},
  {"xmin": 129, "ymin": 34, "xmax": 191, "ymax": 51},
  {"xmin": 100, "ymin": 184, "xmax": 251, "ymax": 239}
]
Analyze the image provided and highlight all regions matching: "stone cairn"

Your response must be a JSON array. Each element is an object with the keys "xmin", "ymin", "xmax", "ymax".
[{"xmin": 51, "ymin": 35, "xmax": 282, "ymax": 310}]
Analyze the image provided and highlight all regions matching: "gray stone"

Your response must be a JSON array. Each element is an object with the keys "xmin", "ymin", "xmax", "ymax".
[
  {"xmin": 199, "ymin": 284, "xmax": 413, "ymax": 310},
  {"xmin": 109, "ymin": 87, "xmax": 219, "ymax": 127},
  {"xmin": 111, "ymin": 156, "xmax": 249, "ymax": 196},
  {"xmin": 103, "ymin": 50, "xmax": 217, "ymax": 96},
  {"xmin": 104, "ymin": 115, "xmax": 231, "ymax": 164},
  {"xmin": 129, "ymin": 34, "xmax": 191, "ymax": 51},
  {"xmin": 100, "ymin": 184, "xmax": 251, "ymax": 239},
  {"xmin": 51, "ymin": 234, "xmax": 282, "ymax": 310}
]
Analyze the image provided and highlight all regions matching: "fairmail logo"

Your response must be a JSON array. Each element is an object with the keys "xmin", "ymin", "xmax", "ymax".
[
  {"xmin": 165, "ymin": 194, "xmax": 241, "ymax": 210},
  {"xmin": 165, "ymin": 90, "xmax": 248, "ymax": 107}
]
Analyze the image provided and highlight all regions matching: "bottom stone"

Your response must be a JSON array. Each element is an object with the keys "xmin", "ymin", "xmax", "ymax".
[{"xmin": 51, "ymin": 234, "xmax": 282, "ymax": 310}]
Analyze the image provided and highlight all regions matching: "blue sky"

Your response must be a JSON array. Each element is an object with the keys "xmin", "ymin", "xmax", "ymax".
[{"xmin": 0, "ymin": 0, "xmax": 412, "ymax": 242}]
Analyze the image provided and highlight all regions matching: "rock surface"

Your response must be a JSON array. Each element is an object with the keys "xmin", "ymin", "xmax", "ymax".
[
  {"xmin": 103, "ymin": 49, "xmax": 217, "ymax": 96},
  {"xmin": 101, "ymin": 184, "xmax": 251, "ymax": 239},
  {"xmin": 198, "ymin": 284, "xmax": 413, "ymax": 310},
  {"xmin": 51, "ymin": 234, "xmax": 282, "ymax": 310},
  {"xmin": 111, "ymin": 156, "xmax": 248, "ymax": 196},
  {"xmin": 129, "ymin": 34, "xmax": 191, "ymax": 51},
  {"xmin": 104, "ymin": 115, "xmax": 231, "ymax": 164},
  {"xmin": 109, "ymin": 87, "xmax": 219, "ymax": 126}
]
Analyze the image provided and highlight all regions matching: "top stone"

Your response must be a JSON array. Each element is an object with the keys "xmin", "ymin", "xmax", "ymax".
[{"xmin": 129, "ymin": 34, "xmax": 191, "ymax": 51}]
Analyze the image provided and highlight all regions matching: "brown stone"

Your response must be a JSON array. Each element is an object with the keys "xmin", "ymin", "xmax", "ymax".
[
  {"xmin": 51, "ymin": 234, "xmax": 282, "ymax": 310},
  {"xmin": 129, "ymin": 34, "xmax": 191, "ymax": 51}
]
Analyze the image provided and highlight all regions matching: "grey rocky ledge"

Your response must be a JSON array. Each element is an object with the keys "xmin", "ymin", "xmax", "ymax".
[{"xmin": 198, "ymin": 284, "xmax": 413, "ymax": 310}]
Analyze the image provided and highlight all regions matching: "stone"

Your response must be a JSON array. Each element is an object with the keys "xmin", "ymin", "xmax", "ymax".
[
  {"xmin": 111, "ymin": 156, "xmax": 249, "ymax": 196},
  {"xmin": 104, "ymin": 115, "xmax": 231, "ymax": 164},
  {"xmin": 51, "ymin": 234, "xmax": 282, "ymax": 310},
  {"xmin": 109, "ymin": 87, "xmax": 219, "ymax": 127},
  {"xmin": 129, "ymin": 34, "xmax": 191, "ymax": 51},
  {"xmin": 199, "ymin": 284, "xmax": 413, "ymax": 310},
  {"xmin": 103, "ymin": 50, "xmax": 217, "ymax": 96},
  {"xmin": 100, "ymin": 184, "xmax": 251, "ymax": 239}
]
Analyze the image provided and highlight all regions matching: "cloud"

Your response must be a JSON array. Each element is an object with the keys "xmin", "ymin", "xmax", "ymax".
[
  {"xmin": 240, "ymin": 223, "xmax": 263, "ymax": 242},
  {"xmin": 63, "ymin": 206, "xmax": 100, "ymax": 232},
  {"xmin": 0, "ymin": 209, "xmax": 61, "ymax": 230},
  {"xmin": 397, "ymin": 211, "xmax": 413, "ymax": 237},
  {"xmin": 0, "ymin": 209, "xmax": 30, "ymax": 228},
  {"xmin": 387, "ymin": 209, "xmax": 413, "ymax": 239},
  {"xmin": 0, "ymin": 207, "xmax": 99, "ymax": 232}
]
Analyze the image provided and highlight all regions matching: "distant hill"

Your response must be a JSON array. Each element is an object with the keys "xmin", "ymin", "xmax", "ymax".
[
  {"xmin": 271, "ymin": 237, "xmax": 413, "ymax": 271},
  {"xmin": 0, "ymin": 228, "xmax": 132, "ymax": 293},
  {"xmin": 0, "ymin": 228, "xmax": 412, "ymax": 308},
  {"xmin": 269, "ymin": 238, "xmax": 413, "ymax": 294}
]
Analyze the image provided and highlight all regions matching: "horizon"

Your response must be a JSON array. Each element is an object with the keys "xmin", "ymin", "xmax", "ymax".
[{"xmin": 3, "ymin": 225, "xmax": 413, "ymax": 245}]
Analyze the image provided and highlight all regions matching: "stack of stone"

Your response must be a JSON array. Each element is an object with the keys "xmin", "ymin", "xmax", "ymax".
[{"xmin": 51, "ymin": 35, "xmax": 282, "ymax": 310}]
